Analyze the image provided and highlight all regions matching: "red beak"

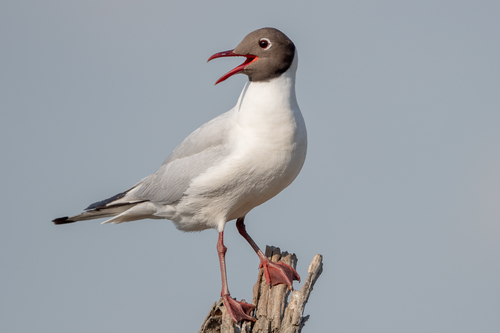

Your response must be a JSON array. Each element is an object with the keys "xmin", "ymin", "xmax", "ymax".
[{"xmin": 208, "ymin": 50, "xmax": 258, "ymax": 85}]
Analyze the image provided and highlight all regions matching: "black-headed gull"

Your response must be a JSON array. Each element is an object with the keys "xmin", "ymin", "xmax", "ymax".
[{"xmin": 53, "ymin": 27, "xmax": 307, "ymax": 323}]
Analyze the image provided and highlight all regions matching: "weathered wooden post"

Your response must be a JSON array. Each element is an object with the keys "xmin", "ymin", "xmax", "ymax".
[{"xmin": 199, "ymin": 246, "xmax": 323, "ymax": 333}]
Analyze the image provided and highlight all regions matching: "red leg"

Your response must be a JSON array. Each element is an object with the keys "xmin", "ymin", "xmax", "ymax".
[
  {"xmin": 236, "ymin": 218, "xmax": 300, "ymax": 289},
  {"xmin": 217, "ymin": 231, "xmax": 255, "ymax": 323}
]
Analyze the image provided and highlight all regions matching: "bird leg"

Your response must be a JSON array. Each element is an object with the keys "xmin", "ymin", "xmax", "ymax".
[
  {"xmin": 217, "ymin": 231, "xmax": 255, "ymax": 323},
  {"xmin": 236, "ymin": 217, "xmax": 300, "ymax": 288}
]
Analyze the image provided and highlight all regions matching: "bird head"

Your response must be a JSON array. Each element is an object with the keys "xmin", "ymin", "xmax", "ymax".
[{"xmin": 208, "ymin": 27, "xmax": 295, "ymax": 85}]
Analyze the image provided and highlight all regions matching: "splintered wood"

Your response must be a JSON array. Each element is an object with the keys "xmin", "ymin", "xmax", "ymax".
[{"xmin": 199, "ymin": 246, "xmax": 323, "ymax": 333}]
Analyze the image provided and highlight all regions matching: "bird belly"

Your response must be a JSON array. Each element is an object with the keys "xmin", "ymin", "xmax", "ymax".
[{"xmin": 165, "ymin": 134, "xmax": 306, "ymax": 232}]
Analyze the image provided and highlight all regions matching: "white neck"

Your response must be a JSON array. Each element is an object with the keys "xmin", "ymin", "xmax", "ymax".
[{"xmin": 234, "ymin": 53, "xmax": 300, "ymax": 133}]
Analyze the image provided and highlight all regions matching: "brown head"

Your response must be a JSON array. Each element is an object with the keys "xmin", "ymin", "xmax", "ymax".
[{"xmin": 208, "ymin": 27, "xmax": 296, "ymax": 85}]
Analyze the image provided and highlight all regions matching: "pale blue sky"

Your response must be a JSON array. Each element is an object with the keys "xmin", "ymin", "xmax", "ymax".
[{"xmin": 1, "ymin": 1, "xmax": 499, "ymax": 332}]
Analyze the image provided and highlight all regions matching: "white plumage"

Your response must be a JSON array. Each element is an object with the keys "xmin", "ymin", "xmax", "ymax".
[{"xmin": 91, "ymin": 54, "xmax": 306, "ymax": 232}]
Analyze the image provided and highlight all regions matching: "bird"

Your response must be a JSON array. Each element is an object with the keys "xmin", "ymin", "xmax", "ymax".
[{"xmin": 53, "ymin": 27, "xmax": 307, "ymax": 323}]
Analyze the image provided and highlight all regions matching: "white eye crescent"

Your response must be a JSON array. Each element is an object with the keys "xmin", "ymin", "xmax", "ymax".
[{"xmin": 259, "ymin": 38, "xmax": 272, "ymax": 50}]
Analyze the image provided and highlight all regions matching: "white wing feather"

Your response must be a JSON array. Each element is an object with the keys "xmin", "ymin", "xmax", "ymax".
[{"xmin": 125, "ymin": 110, "xmax": 236, "ymax": 204}]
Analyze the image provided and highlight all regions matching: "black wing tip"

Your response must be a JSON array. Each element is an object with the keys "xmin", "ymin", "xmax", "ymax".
[
  {"xmin": 52, "ymin": 217, "xmax": 76, "ymax": 225},
  {"xmin": 85, "ymin": 190, "xmax": 129, "ymax": 211}
]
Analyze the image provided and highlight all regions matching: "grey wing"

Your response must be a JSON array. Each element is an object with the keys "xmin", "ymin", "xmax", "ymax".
[{"xmin": 128, "ymin": 109, "xmax": 235, "ymax": 204}]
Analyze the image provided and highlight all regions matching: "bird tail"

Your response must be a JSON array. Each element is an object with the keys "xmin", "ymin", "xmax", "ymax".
[
  {"xmin": 52, "ymin": 202, "xmax": 143, "ymax": 225},
  {"xmin": 52, "ymin": 187, "xmax": 153, "ymax": 225}
]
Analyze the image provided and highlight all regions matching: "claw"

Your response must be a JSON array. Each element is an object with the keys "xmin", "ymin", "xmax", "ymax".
[
  {"xmin": 222, "ymin": 294, "xmax": 256, "ymax": 323},
  {"xmin": 260, "ymin": 259, "xmax": 300, "ymax": 289}
]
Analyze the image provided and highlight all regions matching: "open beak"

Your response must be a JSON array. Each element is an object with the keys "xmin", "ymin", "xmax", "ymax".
[{"xmin": 208, "ymin": 50, "xmax": 258, "ymax": 85}]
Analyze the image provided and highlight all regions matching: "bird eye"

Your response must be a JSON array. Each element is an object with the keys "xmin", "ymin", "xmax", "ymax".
[{"xmin": 259, "ymin": 38, "xmax": 272, "ymax": 50}]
